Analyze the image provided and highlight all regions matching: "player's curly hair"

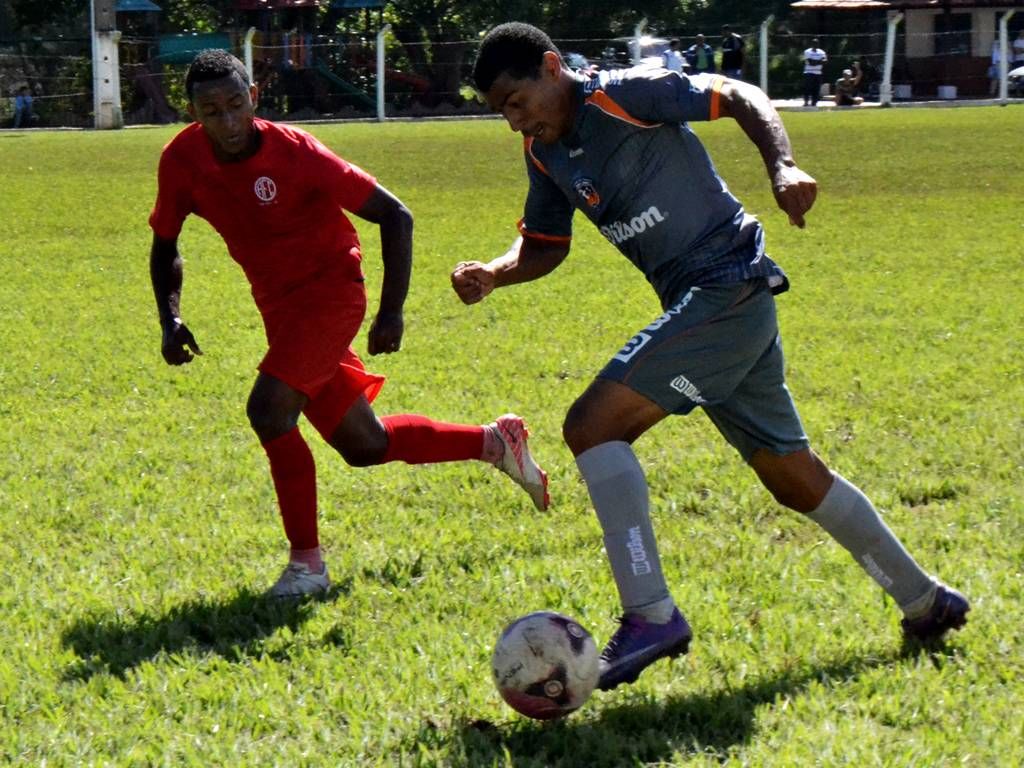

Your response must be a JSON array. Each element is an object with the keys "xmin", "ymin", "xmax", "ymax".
[
  {"xmin": 185, "ymin": 49, "xmax": 251, "ymax": 100},
  {"xmin": 472, "ymin": 22, "xmax": 561, "ymax": 93}
]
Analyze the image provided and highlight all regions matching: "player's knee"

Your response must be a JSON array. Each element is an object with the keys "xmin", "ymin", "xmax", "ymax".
[
  {"xmin": 332, "ymin": 421, "xmax": 388, "ymax": 467},
  {"xmin": 246, "ymin": 392, "xmax": 297, "ymax": 441},
  {"xmin": 767, "ymin": 470, "xmax": 831, "ymax": 513},
  {"xmin": 766, "ymin": 482, "xmax": 817, "ymax": 513},
  {"xmin": 753, "ymin": 449, "xmax": 832, "ymax": 513},
  {"xmin": 562, "ymin": 402, "xmax": 593, "ymax": 455}
]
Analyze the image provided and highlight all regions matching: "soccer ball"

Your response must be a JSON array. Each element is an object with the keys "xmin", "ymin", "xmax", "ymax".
[{"xmin": 491, "ymin": 611, "xmax": 600, "ymax": 720}]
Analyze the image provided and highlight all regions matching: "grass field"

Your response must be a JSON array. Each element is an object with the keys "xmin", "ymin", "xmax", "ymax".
[{"xmin": 0, "ymin": 105, "xmax": 1022, "ymax": 766}]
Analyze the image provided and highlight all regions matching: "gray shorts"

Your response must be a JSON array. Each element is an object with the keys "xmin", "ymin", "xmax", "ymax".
[{"xmin": 597, "ymin": 280, "xmax": 809, "ymax": 462}]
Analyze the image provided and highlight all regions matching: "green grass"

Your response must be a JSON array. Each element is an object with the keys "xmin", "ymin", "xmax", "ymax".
[{"xmin": 0, "ymin": 105, "xmax": 1021, "ymax": 766}]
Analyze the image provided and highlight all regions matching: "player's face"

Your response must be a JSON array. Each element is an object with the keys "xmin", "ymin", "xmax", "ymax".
[
  {"xmin": 486, "ymin": 51, "xmax": 574, "ymax": 145},
  {"xmin": 188, "ymin": 72, "xmax": 259, "ymax": 161}
]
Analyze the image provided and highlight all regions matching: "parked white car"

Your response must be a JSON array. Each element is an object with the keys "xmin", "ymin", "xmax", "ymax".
[
  {"xmin": 601, "ymin": 36, "xmax": 670, "ymax": 69},
  {"xmin": 1008, "ymin": 65, "xmax": 1024, "ymax": 97}
]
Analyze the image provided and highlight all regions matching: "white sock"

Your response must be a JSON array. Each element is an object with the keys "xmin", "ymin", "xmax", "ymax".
[
  {"xmin": 576, "ymin": 441, "xmax": 675, "ymax": 618},
  {"xmin": 807, "ymin": 474, "xmax": 936, "ymax": 614}
]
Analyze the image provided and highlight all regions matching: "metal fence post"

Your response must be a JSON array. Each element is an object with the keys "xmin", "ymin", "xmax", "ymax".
[
  {"xmin": 999, "ymin": 11, "xmax": 1016, "ymax": 102},
  {"xmin": 759, "ymin": 16, "xmax": 773, "ymax": 96},
  {"xmin": 376, "ymin": 23, "xmax": 390, "ymax": 122},
  {"xmin": 244, "ymin": 27, "xmax": 257, "ymax": 83},
  {"xmin": 880, "ymin": 11, "xmax": 904, "ymax": 106}
]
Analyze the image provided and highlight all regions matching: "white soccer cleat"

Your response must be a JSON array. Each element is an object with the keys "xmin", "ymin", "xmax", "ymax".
[
  {"xmin": 492, "ymin": 414, "xmax": 550, "ymax": 511},
  {"xmin": 268, "ymin": 562, "xmax": 331, "ymax": 598}
]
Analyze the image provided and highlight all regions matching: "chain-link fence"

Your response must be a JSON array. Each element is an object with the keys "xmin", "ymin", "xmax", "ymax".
[{"xmin": 2, "ymin": 16, "xmax": 1022, "ymax": 129}]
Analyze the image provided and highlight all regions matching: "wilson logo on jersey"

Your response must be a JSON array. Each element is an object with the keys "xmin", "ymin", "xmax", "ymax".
[
  {"xmin": 573, "ymin": 177, "xmax": 601, "ymax": 208},
  {"xmin": 254, "ymin": 176, "xmax": 278, "ymax": 203},
  {"xmin": 599, "ymin": 205, "xmax": 666, "ymax": 245}
]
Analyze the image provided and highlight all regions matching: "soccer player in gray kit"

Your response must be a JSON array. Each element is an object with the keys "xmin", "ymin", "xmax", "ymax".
[{"xmin": 451, "ymin": 22, "xmax": 969, "ymax": 692}]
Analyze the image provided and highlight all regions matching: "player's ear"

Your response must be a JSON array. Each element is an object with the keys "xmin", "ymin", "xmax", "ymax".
[
  {"xmin": 541, "ymin": 50, "xmax": 562, "ymax": 80},
  {"xmin": 186, "ymin": 100, "xmax": 196, "ymax": 121}
]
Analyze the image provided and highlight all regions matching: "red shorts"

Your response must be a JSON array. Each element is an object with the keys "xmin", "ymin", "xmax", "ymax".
[{"xmin": 258, "ymin": 274, "xmax": 385, "ymax": 440}]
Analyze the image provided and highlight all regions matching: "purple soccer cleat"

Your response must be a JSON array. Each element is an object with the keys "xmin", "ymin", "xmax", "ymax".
[
  {"xmin": 597, "ymin": 607, "xmax": 692, "ymax": 691},
  {"xmin": 901, "ymin": 584, "xmax": 970, "ymax": 642}
]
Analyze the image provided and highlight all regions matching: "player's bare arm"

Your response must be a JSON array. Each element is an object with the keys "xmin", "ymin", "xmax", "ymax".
[
  {"xmin": 150, "ymin": 233, "xmax": 202, "ymax": 365},
  {"xmin": 354, "ymin": 184, "xmax": 412, "ymax": 355},
  {"xmin": 718, "ymin": 78, "xmax": 817, "ymax": 228},
  {"xmin": 451, "ymin": 235, "xmax": 570, "ymax": 305}
]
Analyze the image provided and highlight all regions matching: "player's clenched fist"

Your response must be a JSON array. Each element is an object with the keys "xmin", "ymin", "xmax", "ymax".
[
  {"xmin": 451, "ymin": 261, "xmax": 495, "ymax": 304},
  {"xmin": 772, "ymin": 164, "xmax": 817, "ymax": 229}
]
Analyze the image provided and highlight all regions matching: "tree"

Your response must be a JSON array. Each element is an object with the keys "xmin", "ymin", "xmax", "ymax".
[
  {"xmin": 8, "ymin": 0, "xmax": 84, "ymax": 35},
  {"xmin": 379, "ymin": 0, "xmax": 680, "ymax": 105}
]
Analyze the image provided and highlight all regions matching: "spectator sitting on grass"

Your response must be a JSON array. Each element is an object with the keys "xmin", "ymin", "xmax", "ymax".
[{"xmin": 834, "ymin": 63, "xmax": 863, "ymax": 106}]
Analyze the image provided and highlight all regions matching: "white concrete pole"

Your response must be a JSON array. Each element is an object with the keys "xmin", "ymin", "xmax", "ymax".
[
  {"xmin": 90, "ymin": 0, "xmax": 123, "ymax": 129},
  {"xmin": 880, "ymin": 11, "xmax": 904, "ymax": 106},
  {"xmin": 631, "ymin": 19, "xmax": 647, "ymax": 64},
  {"xmin": 999, "ymin": 11, "xmax": 1015, "ymax": 102},
  {"xmin": 759, "ymin": 16, "xmax": 773, "ymax": 95},
  {"xmin": 244, "ymin": 27, "xmax": 257, "ymax": 83},
  {"xmin": 376, "ymin": 24, "xmax": 391, "ymax": 121}
]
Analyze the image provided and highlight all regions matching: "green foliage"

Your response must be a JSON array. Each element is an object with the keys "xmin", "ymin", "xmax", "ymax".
[
  {"xmin": 160, "ymin": 0, "xmax": 235, "ymax": 34},
  {"xmin": 0, "ymin": 106, "xmax": 1022, "ymax": 765},
  {"xmin": 7, "ymin": 0, "xmax": 84, "ymax": 34}
]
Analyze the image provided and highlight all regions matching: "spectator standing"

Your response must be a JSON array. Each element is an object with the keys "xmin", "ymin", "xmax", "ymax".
[
  {"xmin": 13, "ymin": 85, "xmax": 35, "ymax": 128},
  {"xmin": 989, "ymin": 39, "xmax": 1012, "ymax": 95},
  {"xmin": 802, "ymin": 38, "xmax": 828, "ymax": 106},
  {"xmin": 685, "ymin": 34, "xmax": 716, "ymax": 74},
  {"xmin": 662, "ymin": 39, "xmax": 686, "ymax": 74},
  {"xmin": 1014, "ymin": 29, "xmax": 1024, "ymax": 67},
  {"xmin": 720, "ymin": 25, "xmax": 745, "ymax": 79}
]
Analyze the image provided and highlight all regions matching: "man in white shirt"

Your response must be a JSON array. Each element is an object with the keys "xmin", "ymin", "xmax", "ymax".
[
  {"xmin": 802, "ymin": 38, "xmax": 827, "ymax": 106},
  {"xmin": 662, "ymin": 39, "xmax": 685, "ymax": 74}
]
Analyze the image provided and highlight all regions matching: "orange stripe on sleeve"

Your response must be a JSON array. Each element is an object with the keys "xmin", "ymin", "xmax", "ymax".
[
  {"xmin": 517, "ymin": 218, "xmax": 572, "ymax": 244},
  {"xmin": 584, "ymin": 91, "xmax": 660, "ymax": 128},
  {"xmin": 709, "ymin": 76, "xmax": 725, "ymax": 120},
  {"xmin": 524, "ymin": 136, "xmax": 552, "ymax": 176}
]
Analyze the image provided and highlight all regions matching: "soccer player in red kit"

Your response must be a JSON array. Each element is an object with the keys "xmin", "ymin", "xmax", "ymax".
[{"xmin": 149, "ymin": 50, "xmax": 548, "ymax": 597}]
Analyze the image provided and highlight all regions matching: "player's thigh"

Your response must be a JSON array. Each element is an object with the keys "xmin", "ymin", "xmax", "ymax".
[
  {"xmin": 563, "ymin": 379, "xmax": 668, "ymax": 455},
  {"xmin": 303, "ymin": 351, "xmax": 385, "ymax": 443},
  {"xmin": 702, "ymin": 331, "xmax": 811, "ymax": 464},
  {"xmin": 324, "ymin": 395, "xmax": 388, "ymax": 467},
  {"xmin": 259, "ymin": 279, "xmax": 366, "ymax": 400},
  {"xmin": 596, "ymin": 280, "xmax": 775, "ymax": 420}
]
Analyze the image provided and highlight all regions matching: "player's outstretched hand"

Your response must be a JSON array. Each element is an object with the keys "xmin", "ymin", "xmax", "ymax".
[
  {"xmin": 161, "ymin": 320, "xmax": 202, "ymax": 365},
  {"xmin": 772, "ymin": 164, "xmax": 817, "ymax": 228},
  {"xmin": 451, "ymin": 261, "xmax": 495, "ymax": 305},
  {"xmin": 368, "ymin": 310, "xmax": 404, "ymax": 355}
]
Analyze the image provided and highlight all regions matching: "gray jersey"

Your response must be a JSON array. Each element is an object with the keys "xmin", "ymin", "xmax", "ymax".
[{"xmin": 520, "ymin": 67, "xmax": 787, "ymax": 308}]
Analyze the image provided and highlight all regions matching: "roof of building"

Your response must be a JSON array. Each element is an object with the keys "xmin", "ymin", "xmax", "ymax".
[{"xmin": 792, "ymin": 0, "xmax": 1024, "ymax": 9}]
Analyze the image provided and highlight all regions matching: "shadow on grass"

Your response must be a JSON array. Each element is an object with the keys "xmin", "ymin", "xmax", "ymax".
[
  {"xmin": 61, "ymin": 580, "xmax": 351, "ymax": 681},
  {"xmin": 449, "ymin": 641, "xmax": 962, "ymax": 767}
]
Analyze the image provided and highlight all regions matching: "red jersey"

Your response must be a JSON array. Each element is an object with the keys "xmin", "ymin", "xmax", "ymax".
[{"xmin": 149, "ymin": 118, "xmax": 377, "ymax": 311}]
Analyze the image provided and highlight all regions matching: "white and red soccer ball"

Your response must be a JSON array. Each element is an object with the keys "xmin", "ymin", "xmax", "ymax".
[{"xmin": 491, "ymin": 611, "xmax": 599, "ymax": 720}]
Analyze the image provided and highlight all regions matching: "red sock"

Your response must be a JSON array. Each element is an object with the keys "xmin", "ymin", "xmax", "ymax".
[
  {"xmin": 262, "ymin": 427, "xmax": 318, "ymax": 551},
  {"xmin": 289, "ymin": 546, "xmax": 324, "ymax": 572},
  {"xmin": 380, "ymin": 414, "xmax": 485, "ymax": 464}
]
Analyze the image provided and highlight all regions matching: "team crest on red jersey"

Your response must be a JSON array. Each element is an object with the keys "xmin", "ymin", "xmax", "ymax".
[
  {"xmin": 254, "ymin": 176, "xmax": 277, "ymax": 203},
  {"xmin": 573, "ymin": 177, "xmax": 601, "ymax": 208}
]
